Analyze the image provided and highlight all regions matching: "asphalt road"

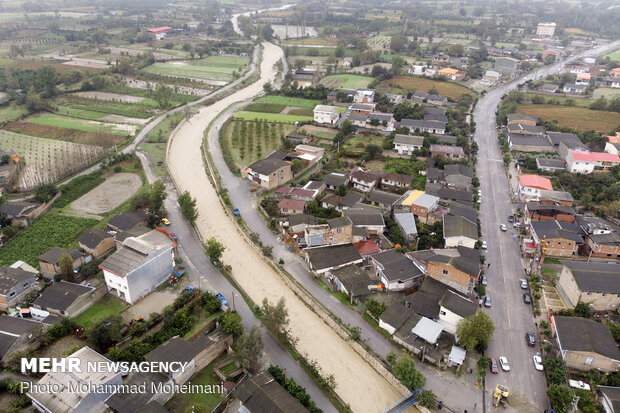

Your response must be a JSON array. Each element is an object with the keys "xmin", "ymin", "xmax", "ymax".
[{"xmin": 474, "ymin": 39, "xmax": 620, "ymax": 411}]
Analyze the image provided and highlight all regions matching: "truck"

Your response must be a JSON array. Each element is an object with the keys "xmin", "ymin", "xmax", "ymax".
[
  {"xmin": 168, "ymin": 265, "xmax": 186, "ymax": 285},
  {"xmin": 214, "ymin": 292, "xmax": 229, "ymax": 311},
  {"xmin": 493, "ymin": 384, "xmax": 509, "ymax": 410}
]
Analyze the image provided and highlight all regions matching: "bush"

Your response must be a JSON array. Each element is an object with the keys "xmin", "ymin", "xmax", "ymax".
[
  {"xmin": 268, "ymin": 365, "xmax": 323, "ymax": 413},
  {"xmin": 366, "ymin": 299, "xmax": 387, "ymax": 319}
]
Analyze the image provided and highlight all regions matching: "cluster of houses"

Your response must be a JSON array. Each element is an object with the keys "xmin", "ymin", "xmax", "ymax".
[
  {"xmin": 505, "ymin": 114, "xmax": 620, "ymax": 173},
  {"xmin": 533, "ymin": 62, "xmax": 620, "ymax": 95}
]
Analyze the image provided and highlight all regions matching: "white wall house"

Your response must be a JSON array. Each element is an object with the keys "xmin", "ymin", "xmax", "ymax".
[
  {"xmin": 565, "ymin": 150, "xmax": 620, "ymax": 174},
  {"xmin": 393, "ymin": 134, "xmax": 424, "ymax": 155},
  {"xmin": 438, "ymin": 291, "xmax": 477, "ymax": 335},
  {"xmin": 313, "ymin": 105, "xmax": 338, "ymax": 125},
  {"xmin": 100, "ymin": 230, "xmax": 175, "ymax": 304}
]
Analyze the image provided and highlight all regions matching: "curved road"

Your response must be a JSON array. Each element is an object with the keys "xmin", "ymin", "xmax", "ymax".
[{"xmin": 475, "ymin": 39, "xmax": 620, "ymax": 411}]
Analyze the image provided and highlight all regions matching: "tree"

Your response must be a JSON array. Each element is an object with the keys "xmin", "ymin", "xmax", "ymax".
[
  {"xmin": 365, "ymin": 144, "xmax": 381, "ymax": 160},
  {"xmin": 34, "ymin": 183, "xmax": 58, "ymax": 203},
  {"xmin": 153, "ymin": 84, "xmax": 173, "ymax": 108},
  {"xmin": 234, "ymin": 325, "xmax": 263, "ymax": 373},
  {"xmin": 178, "ymin": 191, "xmax": 198, "ymax": 224},
  {"xmin": 261, "ymin": 24, "xmax": 274, "ymax": 41},
  {"xmin": 366, "ymin": 299, "xmax": 387, "ymax": 319},
  {"xmin": 37, "ymin": 65, "xmax": 58, "ymax": 98},
  {"xmin": 59, "ymin": 253, "xmax": 74, "ymax": 282},
  {"xmin": 88, "ymin": 315, "xmax": 123, "ymax": 352},
  {"xmin": 293, "ymin": 59, "xmax": 307, "ymax": 70},
  {"xmin": 543, "ymin": 356, "xmax": 567, "ymax": 385},
  {"xmin": 456, "ymin": 312, "xmax": 495, "ymax": 351},
  {"xmin": 417, "ymin": 390, "xmax": 437, "ymax": 409},
  {"xmin": 202, "ymin": 292, "xmax": 222, "ymax": 314},
  {"xmin": 260, "ymin": 297, "xmax": 291, "ymax": 342},
  {"xmin": 340, "ymin": 120, "xmax": 353, "ymax": 136},
  {"xmin": 393, "ymin": 353, "xmax": 426, "ymax": 390},
  {"xmin": 205, "ymin": 237, "xmax": 225, "ymax": 263},
  {"xmin": 218, "ymin": 312, "xmax": 244, "ymax": 337},
  {"xmin": 335, "ymin": 183, "xmax": 348, "ymax": 196},
  {"xmin": 291, "ymin": 159, "xmax": 304, "ymax": 174},
  {"xmin": 574, "ymin": 302, "xmax": 592, "ymax": 318},
  {"xmin": 149, "ymin": 180, "xmax": 167, "ymax": 215},
  {"xmin": 547, "ymin": 385, "xmax": 572, "ymax": 413}
]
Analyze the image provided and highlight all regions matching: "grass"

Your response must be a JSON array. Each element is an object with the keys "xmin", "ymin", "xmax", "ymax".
[
  {"xmin": 380, "ymin": 75, "xmax": 474, "ymax": 99},
  {"xmin": 199, "ymin": 55, "xmax": 250, "ymax": 67},
  {"xmin": 146, "ymin": 112, "xmax": 183, "ymax": 143},
  {"xmin": 218, "ymin": 360, "xmax": 239, "ymax": 376},
  {"xmin": 55, "ymin": 172, "xmax": 105, "ymax": 209},
  {"xmin": 254, "ymin": 95, "xmax": 321, "ymax": 108},
  {"xmin": 55, "ymin": 105, "xmax": 108, "ymax": 121},
  {"xmin": 170, "ymin": 354, "xmax": 226, "ymax": 412},
  {"xmin": 142, "ymin": 60, "xmax": 245, "ymax": 82},
  {"xmin": 233, "ymin": 111, "xmax": 312, "ymax": 122},
  {"xmin": 342, "ymin": 134, "xmax": 386, "ymax": 153},
  {"xmin": 0, "ymin": 105, "xmax": 27, "ymax": 122},
  {"xmin": 244, "ymin": 102, "xmax": 286, "ymax": 113},
  {"xmin": 140, "ymin": 143, "xmax": 168, "ymax": 177},
  {"xmin": 73, "ymin": 295, "xmax": 127, "ymax": 329},
  {"xmin": 28, "ymin": 113, "xmax": 130, "ymax": 135},
  {"xmin": 515, "ymin": 104, "xmax": 620, "ymax": 133},
  {"xmin": 321, "ymin": 74, "xmax": 373, "ymax": 89},
  {"xmin": 317, "ymin": 279, "xmax": 354, "ymax": 307},
  {"xmin": 592, "ymin": 88, "xmax": 620, "ymax": 100},
  {"xmin": 604, "ymin": 50, "xmax": 620, "ymax": 61}
]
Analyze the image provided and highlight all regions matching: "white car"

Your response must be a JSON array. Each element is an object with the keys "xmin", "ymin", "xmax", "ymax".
[
  {"xmin": 500, "ymin": 224, "xmax": 508, "ymax": 232},
  {"xmin": 520, "ymin": 279, "xmax": 528, "ymax": 289},
  {"xmin": 499, "ymin": 356, "xmax": 510, "ymax": 371},
  {"xmin": 477, "ymin": 190, "xmax": 482, "ymax": 196},
  {"xmin": 481, "ymin": 241, "xmax": 488, "ymax": 249},
  {"xmin": 533, "ymin": 354, "xmax": 544, "ymax": 371}
]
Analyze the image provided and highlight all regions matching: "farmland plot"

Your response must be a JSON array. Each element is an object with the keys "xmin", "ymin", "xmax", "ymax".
[
  {"xmin": 142, "ymin": 62, "xmax": 237, "ymax": 83},
  {"xmin": 27, "ymin": 113, "xmax": 137, "ymax": 135},
  {"xmin": 0, "ymin": 130, "xmax": 109, "ymax": 191},
  {"xmin": 3, "ymin": 122, "xmax": 124, "ymax": 147}
]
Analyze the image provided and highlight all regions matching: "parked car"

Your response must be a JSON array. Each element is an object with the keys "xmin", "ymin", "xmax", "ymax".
[
  {"xmin": 499, "ymin": 356, "xmax": 510, "ymax": 371},
  {"xmin": 500, "ymin": 224, "xmax": 508, "ymax": 232},
  {"xmin": 481, "ymin": 241, "xmax": 488, "ymax": 249},
  {"xmin": 514, "ymin": 222, "xmax": 522, "ymax": 228},
  {"xmin": 484, "ymin": 296, "xmax": 492, "ymax": 307},
  {"xmin": 533, "ymin": 354, "xmax": 544, "ymax": 371},
  {"xmin": 161, "ymin": 218, "xmax": 171, "ymax": 226},
  {"xmin": 520, "ymin": 279, "xmax": 528, "ymax": 289},
  {"xmin": 480, "ymin": 275, "xmax": 488, "ymax": 286},
  {"xmin": 523, "ymin": 292, "xmax": 532, "ymax": 304},
  {"xmin": 526, "ymin": 332, "xmax": 536, "ymax": 347},
  {"xmin": 508, "ymin": 214, "xmax": 515, "ymax": 222},
  {"xmin": 490, "ymin": 358, "xmax": 499, "ymax": 374}
]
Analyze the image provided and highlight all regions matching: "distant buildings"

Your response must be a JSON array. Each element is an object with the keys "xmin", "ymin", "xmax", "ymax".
[
  {"xmin": 313, "ymin": 105, "xmax": 339, "ymax": 125},
  {"xmin": 536, "ymin": 22, "xmax": 556, "ymax": 37}
]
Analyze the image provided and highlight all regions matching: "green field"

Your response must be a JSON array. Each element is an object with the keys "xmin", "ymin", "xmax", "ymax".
[
  {"xmin": 516, "ymin": 104, "xmax": 620, "ymax": 133},
  {"xmin": 0, "ymin": 214, "xmax": 98, "ymax": 267},
  {"xmin": 146, "ymin": 112, "xmax": 183, "ymax": 143},
  {"xmin": 321, "ymin": 74, "xmax": 373, "ymax": 89},
  {"xmin": 199, "ymin": 55, "xmax": 250, "ymax": 67},
  {"xmin": 0, "ymin": 105, "xmax": 27, "ymax": 122},
  {"xmin": 233, "ymin": 111, "xmax": 312, "ymax": 122},
  {"xmin": 254, "ymin": 95, "xmax": 321, "ymax": 108},
  {"xmin": 74, "ymin": 295, "xmax": 127, "ymax": 329},
  {"xmin": 56, "ymin": 105, "xmax": 108, "ymax": 121},
  {"xmin": 28, "ymin": 113, "xmax": 130, "ymax": 135},
  {"xmin": 221, "ymin": 119, "xmax": 296, "ymax": 170},
  {"xmin": 604, "ymin": 50, "xmax": 620, "ymax": 61},
  {"xmin": 343, "ymin": 134, "xmax": 386, "ymax": 153},
  {"xmin": 55, "ymin": 172, "xmax": 105, "ymax": 209},
  {"xmin": 142, "ymin": 57, "xmax": 248, "ymax": 82},
  {"xmin": 380, "ymin": 75, "xmax": 474, "ymax": 99},
  {"xmin": 140, "ymin": 143, "xmax": 168, "ymax": 177}
]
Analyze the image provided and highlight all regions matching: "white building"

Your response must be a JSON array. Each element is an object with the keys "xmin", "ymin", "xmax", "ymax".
[
  {"xmin": 313, "ymin": 105, "xmax": 338, "ymax": 125},
  {"xmin": 536, "ymin": 22, "xmax": 556, "ymax": 37},
  {"xmin": 99, "ymin": 229, "xmax": 176, "ymax": 304},
  {"xmin": 518, "ymin": 174, "xmax": 553, "ymax": 201},
  {"xmin": 353, "ymin": 88, "xmax": 375, "ymax": 103},
  {"xmin": 438, "ymin": 290, "xmax": 478, "ymax": 335},
  {"xmin": 565, "ymin": 150, "xmax": 620, "ymax": 174},
  {"xmin": 393, "ymin": 134, "xmax": 424, "ymax": 155}
]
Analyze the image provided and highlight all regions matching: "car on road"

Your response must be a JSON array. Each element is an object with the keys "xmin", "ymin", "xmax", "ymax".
[
  {"xmin": 526, "ymin": 332, "xmax": 536, "ymax": 347},
  {"xmin": 161, "ymin": 218, "xmax": 171, "ymax": 226},
  {"xmin": 232, "ymin": 208, "xmax": 241, "ymax": 216},
  {"xmin": 520, "ymin": 279, "xmax": 528, "ymax": 289},
  {"xmin": 490, "ymin": 358, "xmax": 499, "ymax": 374},
  {"xmin": 481, "ymin": 241, "xmax": 488, "ymax": 249},
  {"xmin": 499, "ymin": 356, "xmax": 510, "ymax": 371},
  {"xmin": 480, "ymin": 275, "xmax": 488, "ymax": 286},
  {"xmin": 514, "ymin": 222, "xmax": 522, "ymax": 228},
  {"xmin": 508, "ymin": 214, "xmax": 515, "ymax": 222},
  {"xmin": 533, "ymin": 354, "xmax": 544, "ymax": 371},
  {"xmin": 484, "ymin": 296, "xmax": 492, "ymax": 307},
  {"xmin": 523, "ymin": 292, "xmax": 532, "ymax": 304},
  {"xmin": 500, "ymin": 224, "xmax": 508, "ymax": 231}
]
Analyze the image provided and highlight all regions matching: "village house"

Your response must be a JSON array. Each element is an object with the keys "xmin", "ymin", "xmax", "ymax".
[
  {"xmin": 538, "ymin": 189, "xmax": 574, "ymax": 206},
  {"xmin": 394, "ymin": 213, "xmax": 418, "ymax": 244},
  {"xmin": 393, "ymin": 134, "xmax": 424, "ymax": 155},
  {"xmin": 147, "ymin": 26, "xmax": 172, "ymax": 40},
  {"xmin": 31, "ymin": 281, "xmax": 97, "ymax": 319},
  {"xmin": 278, "ymin": 198, "xmax": 307, "ymax": 215},
  {"xmin": 444, "ymin": 164, "xmax": 474, "ymax": 189},
  {"xmin": 506, "ymin": 123, "xmax": 545, "ymax": 136},
  {"xmin": 553, "ymin": 315, "xmax": 620, "ymax": 373},
  {"xmin": 232, "ymin": 371, "xmax": 308, "ymax": 413},
  {"xmin": 565, "ymin": 150, "xmax": 620, "ymax": 174},
  {"xmin": 508, "ymin": 133, "xmax": 554, "ymax": 152},
  {"xmin": 536, "ymin": 22, "xmax": 556, "ymax": 37},
  {"xmin": 438, "ymin": 290, "xmax": 478, "ymax": 335},
  {"xmin": 366, "ymin": 112, "xmax": 395, "ymax": 131},
  {"xmin": 518, "ymin": 174, "xmax": 553, "ymax": 201},
  {"xmin": 557, "ymin": 261, "xmax": 620, "ymax": 311},
  {"xmin": 304, "ymin": 216, "xmax": 353, "ymax": 247},
  {"xmin": 531, "ymin": 220, "xmax": 585, "ymax": 257},
  {"xmin": 547, "ymin": 132, "xmax": 588, "ymax": 156},
  {"xmin": 294, "ymin": 144, "xmax": 325, "ymax": 164},
  {"xmin": 540, "ymin": 83, "xmax": 558, "ymax": 93},
  {"xmin": 322, "ymin": 172, "xmax": 349, "ymax": 190},
  {"xmin": 302, "ymin": 180, "xmax": 326, "ymax": 196},
  {"xmin": 99, "ymin": 229, "xmax": 176, "ymax": 304},
  {"xmin": 350, "ymin": 169, "xmax": 380, "ymax": 192},
  {"xmin": 483, "ymin": 70, "xmax": 501, "ymax": 83},
  {"xmin": 443, "ymin": 214, "xmax": 478, "ymax": 249},
  {"xmin": 536, "ymin": 158, "xmax": 566, "ymax": 172},
  {"xmin": 598, "ymin": 386, "xmax": 620, "ymax": 413},
  {"xmin": 274, "ymin": 186, "xmax": 316, "ymax": 202},
  {"xmin": 425, "ymin": 183, "xmax": 474, "ymax": 207},
  {"xmin": 28, "ymin": 346, "xmax": 123, "ymax": 413},
  {"xmin": 78, "ymin": 229, "xmax": 115, "ymax": 258},
  {"xmin": 387, "ymin": 93, "xmax": 404, "ymax": 104},
  {"xmin": 313, "ymin": 105, "xmax": 339, "ymax": 125},
  {"xmin": 437, "ymin": 67, "xmax": 465, "ymax": 80},
  {"xmin": 245, "ymin": 156, "xmax": 293, "ymax": 189},
  {"xmin": 605, "ymin": 141, "xmax": 620, "ymax": 155},
  {"xmin": 507, "ymin": 113, "xmax": 538, "ymax": 126},
  {"xmin": 369, "ymin": 249, "xmax": 424, "ymax": 291},
  {"xmin": 328, "ymin": 264, "xmax": 373, "ymax": 303},
  {"xmin": 428, "ymin": 94, "xmax": 448, "ymax": 106},
  {"xmin": 563, "ymin": 83, "xmax": 587, "ymax": 95},
  {"xmin": 577, "ymin": 216, "xmax": 620, "ymax": 259},
  {"xmin": 430, "ymin": 144, "xmax": 464, "ymax": 160},
  {"xmin": 0, "ymin": 315, "xmax": 48, "ymax": 364},
  {"xmin": 38, "ymin": 246, "xmax": 84, "ymax": 279},
  {"xmin": 494, "ymin": 56, "xmax": 519, "ymax": 77},
  {"xmin": 397, "ymin": 119, "xmax": 446, "ymax": 134},
  {"xmin": 0, "ymin": 201, "xmax": 42, "ymax": 227},
  {"xmin": 525, "ymin": 201, "xmax": 576, "ymax": 224},
  {"xmin": 0, "ymin": 266, "xmax": 37, "ymax": 311},
  {"xmin": 293, "ymin": 68, "xmax": 315, "ymax": 81},
  {"xmin": 575, "ymin": 72, "xmax": 591, "ymax": 85},
  {"xmin": 367, "ymin": 190, "xmax": 400, "ymax": 212},
  {"xmin": 395, "ymin": 190, "xmax": 440, "ymax": 223},
  {"xmin": 349, "ymin": 103, "xmax": 376, "ymax": 115},
  {"xmin": 343, "ymin": 207, "xmax": 385, "ymax": 234},
  {"xmin": 286, "ymin": 132, "xmax": 311, "ymax": 145},
  {"xmin": 353, "ymin": 88, "xmax": 375, "ymax": 103},
  {"xmin": 380, "ymin": 172, "xmax": 413, "ymax": 188},
  {"xmin": 408, "ymin": 247, "xmax": 481, "ymax": 296},
  {"xmin": 304, "ymin": 243, "xmax": 363, "ymax": 275},
  {"xmin": 107, "ymin": 211, "xmax": 148, "ymax": 232}
]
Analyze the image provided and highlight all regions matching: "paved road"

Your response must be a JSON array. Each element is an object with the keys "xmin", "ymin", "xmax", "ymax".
[{"xmin": 474, "ymin": 39, "xmax": 620, "ymax": 411}]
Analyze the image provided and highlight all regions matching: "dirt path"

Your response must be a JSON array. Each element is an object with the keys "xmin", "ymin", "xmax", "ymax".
[
  {"xmin": 70, "ymin": 172, "xmax": 142, "ymax": 214},
  {"xmin": 167, "ymin": 42, "xmax": 407, "ymax": 413}
]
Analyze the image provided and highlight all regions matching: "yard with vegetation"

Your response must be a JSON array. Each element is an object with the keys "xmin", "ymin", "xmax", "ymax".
[
  {"xmin": 55, "ymin": 171, "xmax": 105, "ymax": 209},
  {"xmin": 220, "ymin": 119, "xmax": 295, "ymax": 170},
  {"xmin": 140, "ymin": 142, "xmax": 168, "ymax": 177},
  {"xmin": 380, "ymin": 75, "xmax": 474, "ymax": 99},
  {"xmin": 28, "ymin": 113, "xmax": 133, "ymax": 135},
  {"xmin": 342, "ymin": 133, "xmax": 386, "ymax": 153},
  {"xmin": 0, "ymin": 105, "xmax": 26, "ymax": 122},
  {"xmin": 0, "ymin": 213, "xmax": 97, "ymax": 267},
  {"xmin": 73, "ymin": 295, "xmax": 127, "ymax": 329},
  {"xmin": 142, "ymin": 56, "xmax": 249, "ymax": 83},
  {"xmin": 167, "ymin": 354, "xmax": 226, "ymax": 412},
  {"xmin": 515, "ymin": 104, "xmax": 620, "ymax": 133},
  {"xmin": 321, "ymin": 74, "xmax": 373, "ymax": 89}
]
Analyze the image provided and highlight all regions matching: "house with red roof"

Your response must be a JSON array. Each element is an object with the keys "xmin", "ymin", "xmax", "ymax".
[
  {"xmin": 278, "ymin": 198, "xmax": 307, "ymax": 215},
  {"xmin": 565, "ymin": 150, "xmax": 620, "ymax": 174},
  {"xmin": 518, "ymin": 174, "xmax": 553, "ymax": 201},
  {"xmin": 353, "ymin": 239, "xmax": 381, "ymax": 257},
  {"xmin": 147, "ymin": 26, "xmax": 172, "ymax": 40}
]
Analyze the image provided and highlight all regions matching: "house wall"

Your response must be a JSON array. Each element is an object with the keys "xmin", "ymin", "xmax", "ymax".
[
  {"xmin": 586, "ymin": 238, "xmax": 620, "ymax": 259},
  {"xmin": 410, "ymin": 205, "xmax": 429, "ymax": 219},
  {"xmin": 540, "ymin": 237, "xmax": 578, "ymax": 257},
  {"xmin": 527, "ymin": 211, "xmax": 575, "ymax": 223},
  {"xmin": 195, "ymin": 335, "xmax": 233, "ymax": 371},
  {"xmin": 557, "ymin": 266, "xmax": 581, "ymax": 308},
  {"xmin": 93, "ymin": 238, "xmax": 115, "ymax": 257},
  {"xmin": 0, "ymin": 274, "xmax": 37, "ymax": 310},
  {"xmin": 378, "ymin": 318, "xmax": 397, "ymax": 335},
  {"xmin": 566, "ymin": 156, "xmax": 595, "ymax": 174},
  {"xmin": 379, "ymin": 272, "xmax": 416, "ymax": 291},
  {"xmin": 64, "ymin": 288, "xmax": 103, "ymax": 318},
  {"xmin": 280, "ymin": 206, "xmax": 304, "ymax": 215},
  {"xmin": 445, "ymin": 236, "xmax": 477, "ymax": 249},
  {"xmin": 427, "ymin": 261, "xmax": 476, "ymax": 295},
  {"xmin": 562, "ymin": 350, "xmax": 619, "ymax": 373},
  {"xmin": 438, "ymin": 306, "xmax": 463, "ymax": 335},
  {"xmin": 38, "ymin": 262, "xmax": 57, "ymax": 278},
  {"xmin": 314, "ymin": 111, "xmax": 337, "ymax": 125}
]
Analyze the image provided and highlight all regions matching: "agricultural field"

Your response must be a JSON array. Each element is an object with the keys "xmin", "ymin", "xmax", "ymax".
[
  {"xmin": 70, "ymin": 173, "xmax": 143, "ymax": 215},
  {"xmin": 604, "ymin": 50, "xmax": 620, "ymax": 61},
  {"xmin": 55, "ymin": 172, "xmax": 105, "ymax": 209},
  {"xmin": 0, "ymin": 130, "xmax": 109, "ymax": 190},
  {"xmin": 0, "ymin": 105, "xmax": 26, "ymax": 123},
  {"xmin": 0, "ymin": 213, "xmax": 97, "ymax": 268},
  {"xmin": 27, "ymin": 113, "xmax": 136, "ymax": 136},
  {"xmin": 3, "ymin": 121, "xmax": 124, "ymax": 147},
  {"xmin": 146, "ymin": 112, "xmax": 184, "ymax": 143},
  {"xmin": 321, "ymin": 74, "xmax": 373, "ymax": 89},
  {"xmin": 220, "ymin": 119, "xmax": 296, "ymax": 170},
  {"xmin": 593, "ymin": 88, "xmax": 620, "ymax": 100},
  {"xmin": 142, "ymin": 55, "xmax": 249, "ymax": 83},
  {"xmin": 515, "ymin": 104, "xmax": 620, "ymax": 133},
  {"xmin": 254, "ymin": 96, "xmax": 321, "ymax": 108},
  {"xmin": 233, "ymin": 111, "xmax": 312, "ymax": 123},
  {"xmin": 380, "ymin": 75, "xmax": 475, "ymax": 99},
  {"xmin": 342, "ymin": 134, "xmax": 386, "ymax": 153}
]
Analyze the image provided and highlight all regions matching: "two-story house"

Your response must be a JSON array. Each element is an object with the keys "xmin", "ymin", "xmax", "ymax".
[
  {"xmin": 313, "ymin": 105, "xmax": 339, "ymax": 125},
  {"xmin": 0, "ymin": 266, "xmax": 37, "ymax": 312},
  {"xmin": 393, "ymin": 135, "xmax": 424, "ymax": 155},
  {"xmin": 369, "ymin": 250, "xmax": 424, "ymax": 291},
  {"xmin": 557, "ymin": 261, "xmax": 620, "ymax": 311},
  {"xmin": 350, "ymin": 169, "xmax": 380, "ymax": 193},
  {"xmin": 245, "ymin": 156, "xmax": 292, "ymax": 190}
]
